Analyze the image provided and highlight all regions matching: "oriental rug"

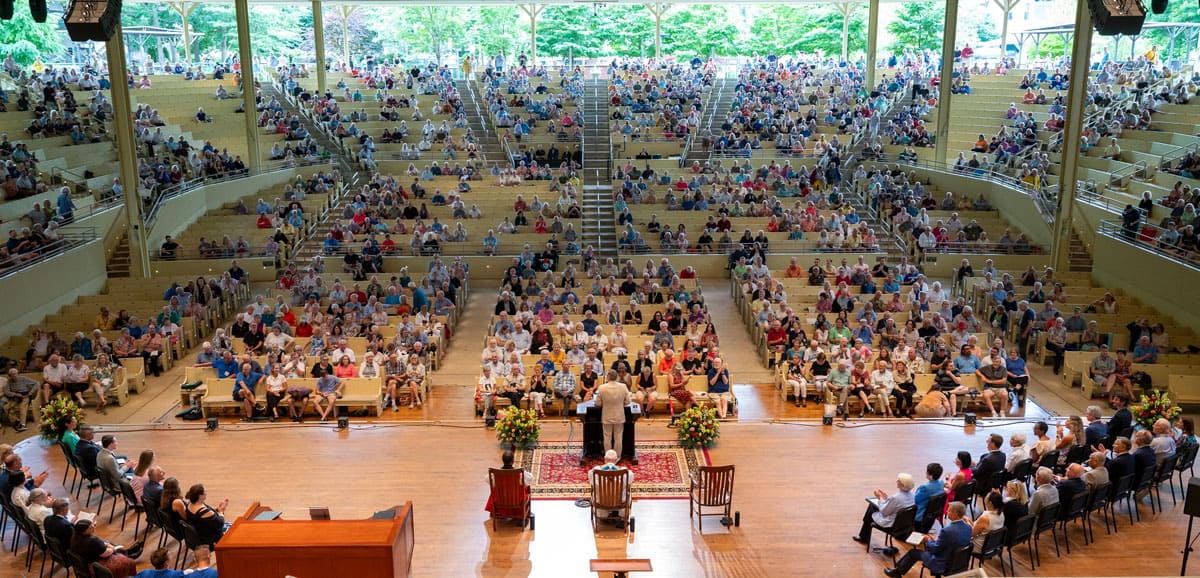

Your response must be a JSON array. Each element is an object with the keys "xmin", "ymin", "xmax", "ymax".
[{"xmin": 516, "ymin": 440, "xmax": 710, "ymax": 500}]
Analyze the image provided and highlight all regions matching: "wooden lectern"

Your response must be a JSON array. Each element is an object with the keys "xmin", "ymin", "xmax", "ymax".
[{"xmin": 216, "ymin": 501, "xmax": 416, "ymax": 578}]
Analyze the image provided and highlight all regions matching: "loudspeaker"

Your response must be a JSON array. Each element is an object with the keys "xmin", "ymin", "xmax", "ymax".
[
  {"xmin": 0, "ymin": 0, "xmax": 13, "ymax": 20},
  {"xmin": 964, "ymin": 413, "xmax": 978, "ymax": 425},
  {"xmin": 336, "ymin": 416, "xmax": 349, "ymax": 430},
  {"xmin": 1184, "ymin": 477, "xmax": 1200, "ymax": 517},
  {"xmin": 1151, "ymin": 0, "xmax": 1168, "ymax": 13},
  {"xmin": 64, "ymin": 0, "xmax": 122, "ymax": 42},
  {"xmin": 1089, "ymin": 0, "xmax": 1147, "ymax": 36},
  {"xmin": 204, "ymin": 417, "xmax": 219, "ymax": 432},
  {"xmin": 29, "ymin": 0, "xmax": 45, "ymax": 22}
]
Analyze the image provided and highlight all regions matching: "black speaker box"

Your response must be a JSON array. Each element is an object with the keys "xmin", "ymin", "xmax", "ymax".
[
  {"xmin": 1184, "ymin": 477, "xmax": 1200, "ymax": 517},
  {"xmin": 64, "ymin": 0, "xmax": 122, "ymax": 42},
  {"xmin": 1089, "ymin": 0, "xmax": 1147, "ymax": 36}
]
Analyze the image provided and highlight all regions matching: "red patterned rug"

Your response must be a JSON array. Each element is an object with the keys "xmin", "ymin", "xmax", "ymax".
[{"xmin": 516, "ymin": 440, "xmax": 710, "ymax": 500}]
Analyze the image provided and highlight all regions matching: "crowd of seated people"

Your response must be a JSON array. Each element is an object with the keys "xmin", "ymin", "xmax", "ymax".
[
  {"xmin": 476, "ymin": 256, "xmax": 733, "ymax": 420},
  {"xmin": 854, "ymin": 164, "xmax": 1034, "ymax": 255},
  {"xmin": 484, "ymin": 61, "xmax": 584, "ymax": 144},
  {"xmin": 242, "ymin": 254, "xmax": 468, "ymax": 414},
  {"xmin": 606, "ymin": 58, "xmax": 713, "ymax": 142},
  {"xmin": 740, "ymin": 253, "xmax": 1043, "ymax": 418}
]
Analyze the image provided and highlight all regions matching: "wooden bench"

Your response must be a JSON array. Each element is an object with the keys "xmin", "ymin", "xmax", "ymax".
[{"xmin": 1169, "ymin": 374, "xmax": 1200, "ymax": 408}]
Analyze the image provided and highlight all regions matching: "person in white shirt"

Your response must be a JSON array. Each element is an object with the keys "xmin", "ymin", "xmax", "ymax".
[
  {"xmin": 869, "ymin": 360, "xmax": 896, "ymax": 417},
  {"xmin": 476, "ymin": 367, "xmax": 497, "ymax": 417},
  {"xmin": 61, "ymin": 355, "xmax": 92, "ymax": 408},
  {"xmin": 331, "ymin": 339, "xmax": 356, "ymax": 363},
  {"xmin": 359, "ymin": 353, "xmax": 382, "ymax": 379},
  {"xmin": 1005, "ymin": 433, "xmax": 1030, "ymax": 473},
  {"xmin": 40, "ymin": 354, "xmax": 69, "ymax": 404},
  {"xmin": 263, "ymin": 364, "xmax": 289, "ymax": 421},
  {"xmin": 24, "ymin": 488, "xmax": 52, "ymax": 533},
  {"xmin": 264, "ymin": 327, "xmax": 294, "ymax": 351}
]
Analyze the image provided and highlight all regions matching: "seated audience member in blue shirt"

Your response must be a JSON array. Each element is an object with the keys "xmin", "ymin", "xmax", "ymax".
[
  {"xmin": 233, "ymin": 363, "xmax": 263, "ymax": 420},
  {"xmin": 913, "ymin": 462, "xmax": 946, "ymax": 530}
]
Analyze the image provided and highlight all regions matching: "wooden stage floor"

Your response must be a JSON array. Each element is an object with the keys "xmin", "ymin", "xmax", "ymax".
[{"xmin": 4, "ymin": 415, "xmax": 1196, "ymax": 577}]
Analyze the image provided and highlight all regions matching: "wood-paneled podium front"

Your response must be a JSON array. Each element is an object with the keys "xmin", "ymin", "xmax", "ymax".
[{"xmin": 216, "ymin": 501, "xmax": 415, "ymax": 578}]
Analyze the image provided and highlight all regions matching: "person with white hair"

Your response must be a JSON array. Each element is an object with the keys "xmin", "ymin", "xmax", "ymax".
[
  {"xmin": 1151, "ymin": 418, "xmax": 1178, "ymax": 466},
  {"xmin": 588, "ymin": 449, "xmax": 633, "ymax": 523},
  {"xmin": 854, "ymin": 472, "xmax": 916, "ymax": 546},
  {"xmin": 1005, "ymin": 433, "xmax": 1030, "ymax": 473}
]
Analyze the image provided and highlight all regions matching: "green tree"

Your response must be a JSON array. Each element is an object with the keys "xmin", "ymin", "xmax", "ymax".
[
  {"xmin": 970, "ymin": 16, "xmax": 999, "ymax": 44},
  {"xmin": 0, "ymin": 3, "xmax": 64, "ymax": 67},
  {"xmin": 887, "ymin": 1, "xmax": 946, "ymax": 52},
  {"xmin": 467, "ymin": 7, "xmax": 525, "ymax": 58},
  {"xmin": 662, "ymin": 5, "xmax": 742, "ymax": 57},
  {"xmin": 795, "ymin": 4, "xmax": 867, "ymax": 58},
  {"xmin": 1143, "ymin": 0, "xmax": 1200, "ymax": 60},
  {"xmin": 749, "ymin": 5, "xmax": 810, "ymax": 55},
  {"xmin": 536, "ymin": 5, "xmax": 609, "ymax": 58}
]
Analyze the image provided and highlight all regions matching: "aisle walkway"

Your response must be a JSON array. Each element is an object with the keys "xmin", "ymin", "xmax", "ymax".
[{"xmin": 702, "ymin": 280, "xmax": 774, "ymax": 386}]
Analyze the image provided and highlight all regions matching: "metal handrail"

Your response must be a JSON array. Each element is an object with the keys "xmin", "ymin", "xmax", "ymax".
[
  {"xmin": 0, "ymin": 227, "xmax": 99, "ymax": 279},
  {"xmin": 1097, "ymin": 218, "xmax": 1200, "ymax": 270},
  {"xmin": 884, "ymin": 156, "xmax": 1057, "ymax": 223},
  {"xmin": 1108, "ymin": 159, "xmax": 1148, "ymax": 186},
  {"xmin": 142, "ymin": 157, "xmax": 334, "ymax": 230},
  {"xmin": 1159, "ymin": 141, "xmax": 1200, "ymax": 170},
  {"xmin": 616, "ymin": 242, "xmax": 885, "ymax": 257}
]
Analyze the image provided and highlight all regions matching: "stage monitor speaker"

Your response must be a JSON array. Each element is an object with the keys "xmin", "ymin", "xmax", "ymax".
[
  {"xmin": 64, "ymin": 0, "xmax": 121, "ymax": 42},
  {"xmin": 29, "ymin": 0, "xmax": 46, "ymax": 22},
  {"xmin": 1089, "ymin": 0, "xmax": 1147, "ymax": 36},
  {"xmin": 1151, "ymin": 0, "xmax": 1168, "ymax": 13},
  {"xmin": 1184, "ymin": 477, "xmax": 1200, "ymax": 517},
  {"xmin": 0, "ymin": 0, "xmax": 14, "ymax": 20}
]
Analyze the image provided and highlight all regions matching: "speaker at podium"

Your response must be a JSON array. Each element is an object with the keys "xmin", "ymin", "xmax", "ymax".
[{"xmin": 576, "ymin": 399, "xmax": 641, "ymax": 465}]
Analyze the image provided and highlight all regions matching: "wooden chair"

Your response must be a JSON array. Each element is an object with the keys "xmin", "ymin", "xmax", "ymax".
[
  {"xmin": 688, "ymin": 464, "xmax": 739, "ymax": 530},
  {"xmin": 591, "ymin": 468, "xmax": 633, "ymax": 534},
  {"xmin": 918, "ymin": 492, "xmax": 948, "ymax": 533},
  {"xmin": 487, "ymin": 468, "xmax": 533, "ymax": 531}
]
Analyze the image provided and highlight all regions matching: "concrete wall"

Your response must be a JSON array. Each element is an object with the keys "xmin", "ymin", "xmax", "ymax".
[
  {"xmin": 1092, "ymin": 234, "xmax": 1200, "ymax": 335},
  {"xmin": 0, "ymin": 240, "xmax": 107, "ymax": 341},
  {"xmin": 906, "ymin": 168, "xmax": 1054, "ymax": 248},
  {"xmin": 147, "ymin": 169, "xmax": 309, "ymax": 246}
]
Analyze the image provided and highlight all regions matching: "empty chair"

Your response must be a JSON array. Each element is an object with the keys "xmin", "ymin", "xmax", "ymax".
[
  {"xmin": 1032, "ymin": 502, "xmax": 1061, "ymax": 565},
  {"xmin": 57, "ymin": 442, "xmax": 81, "ymax": 495},
  {"xmin": 1036, "ymin": 450, "xmax": 1060, "ymax": 472},
  {"xmin": 1108, "ymin": 473, "xmax": 1137, "ymax": 529},
  {"xmin": 1083, "ymin": 482, "xmax": 1113, "ymax": 544},
  {"xmin": 1056, "ymin": 491, "xmax": 1088, "ymax": 553},
  {"xmin": 1003, "ymin": 514, "xmax": 1037, "ymax": 573},
  {"xmin": 1175, "ymin": 443, "xmax": 1199, "ymax": 495},
  {"xmin": 1152, "ymin": 453, "xmax": 1181, "ymax": 512},
  {"xmin": 689, "ymin": 464, "xmax": 738, "ymax": 530}
]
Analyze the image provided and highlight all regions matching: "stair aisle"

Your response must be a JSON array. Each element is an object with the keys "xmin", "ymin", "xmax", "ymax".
[{"xmin": 582, "ymin": 78, "xmax": 617, "ymax": 256}]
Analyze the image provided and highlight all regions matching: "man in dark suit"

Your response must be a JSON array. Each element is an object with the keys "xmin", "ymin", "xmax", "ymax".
[
  {"xmin": 1106, "ymin": 437, "xmax": 1135, "ymax": 484},
  {"xmin": 885, "ymin": 501, "xmax": 973, "ymax": 577},
  {"xmin": 1132, "ymin": 430, "xmax": 1158, "ymax": 496},
  {"xmin": 42, "ymin": 498, "xmax": 74, "ymax": 546},
  {"xmin": 1085, "ymin": 405, "xmax": 1108, "ymax": 450},
  {"xmin": 141, "ymin": 466, "xmax": 166, "ymax": 512},
  {"xmin": 1105, "ymin": 394, "xmax": 1132, "ymax": 448},
  {"xmin": 1055, "ymin": 463, "xmax": 1088, "ymax": 509},
  {"xmin": 593, "ymin": 370, "xmax": 632, "ymax": 460},
  {"xmin": 74, "ymin": 425, "xmax": 102, "ymax": 477},
  {"xmin": 973, "ymin": 433, "xmax": 1007, "ymax": 491}
]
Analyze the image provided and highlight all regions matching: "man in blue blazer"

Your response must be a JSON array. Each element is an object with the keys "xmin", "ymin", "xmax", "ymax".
[{"xmin": 885, "ymin": 501, "xmax": 972, "ymax": 577}]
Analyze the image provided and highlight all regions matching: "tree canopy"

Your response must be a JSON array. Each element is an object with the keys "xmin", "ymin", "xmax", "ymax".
[{"xmin": 0, "ymin": 3, "xmax": 64, "ymax": 67}]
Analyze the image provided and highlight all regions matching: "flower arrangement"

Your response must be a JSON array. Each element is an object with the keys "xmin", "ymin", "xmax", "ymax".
[
  {"xmin": 39, "ymin": 397, "xmax": 85, "ymax": 442},
  {"xmin": 1133, "ymin": 389, "xmax": 1182, "ymax": 430},
  {"xmin": 676, "ymin": 406, "xmax": 720, "ymax": 448},
  {"xmin": 496, "ymin": 408, "xmax": 540, "ymax": 449}
]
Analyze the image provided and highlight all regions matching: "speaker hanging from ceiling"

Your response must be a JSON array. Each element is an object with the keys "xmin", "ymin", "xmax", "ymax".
[
  {"xmin": 1089, "ymin": 0, "xmax": 1148, "ymax": 36},
  {"xmin": 29, "ymin": 0, "xmax": 46, "ymax": 22},
  {"xmin": 64, "ymin": 0, "xmax": 122, "ymax": 42},
  {"xmin": 0, "ymin": 0, "xmax": 14, "ymax": 21}
]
